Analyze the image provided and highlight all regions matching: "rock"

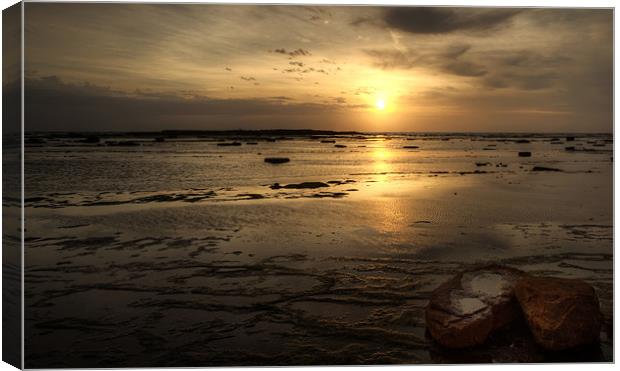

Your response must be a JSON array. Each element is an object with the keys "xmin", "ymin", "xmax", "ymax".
[
  {"xmin": 270, "ymin": 182, "xmax": 329, "ymax": 189},
  {"xmin": 334, "ymin": 144, "xmax": 347, "ymax": 148},
  {"xmin": 107, "ymin": 140, "xmax": 140, "ymax": 147},
  {"xmin": 566, "ymin": 136, "xmax": 575, "ymax": 141},
  {"xmin": 403, "ymin": 145, "xmax": 419, "ymax": 149},
  {"xmin": 515, "ymin": 276, "xmax": 602, "ymax": 351},
  {"xmin": 429, "ymin": 321, "xmax": 543, "ymax": 363},
  {"xmin": 476, "ymin": 162, "xmax": 491, "ymax": 167},
  {"xmin": 518, "ymin": 151, "xmax": 531, "ymax": 157},
  {"xmin": 321, "ymin": 139, "xmax": 336, "ymax": 143},
  {"xmin": 425, "ymin": 265, "xmax": 524, "ymax": 349},
  {"xmin": 515, "ymin": 139, "xmax": 531, "ymax": 144},
  {"xmin": 236, "ymin": 193, "xmax": 264, "ymax": 200},
  {"xmin": 81, "ymin": 136, "xmax": 100, "ymax": 144},
  {"xmin": 326, "ymin": 179, "xmax": 355, "ymax": 185},
  {"xmin": 531, "ymin": 166, "xmax": 562, "ymax": 172},
  {"xmin": 264, "ymin": 157, "xmax": 290, "ymax": 164},
  {"xmin": 429, "ymin": 319, "xmax": 606, "ymax": 363},
  {"xmin": 217, "ymin": 142, "xmax": 242, "ymax": 146}
]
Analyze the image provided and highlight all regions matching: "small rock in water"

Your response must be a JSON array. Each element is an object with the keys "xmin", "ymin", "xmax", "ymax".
[
  {"xmin": 334, "ymin": 144, "xmax": 347, "ymax": 148},
  {"xmin": 531, "ymin": 166, "xmax": 562, "ymax": 172},
  {"xmin": 425, "ymin": 265, "xmax": 524, "ymax": 349},
  {"xmin": 566, "ymin": 136, "xmax": 576, "ymax": 141},
  {"xmin": 518, "ymin": 151, "xmax": 532, "ymax": 157},
  {"xmin": 476, "ymin": 162, "xmax": 491, "ymax": 167},
  {"xmin": 270, "ymin": 181, "xmax": 329, "ymax": 189},
  {"xmin": 515, "ymin": 276, "xmax": 602, "ymax": 351},
  {"xmin": 264, "ymin": 157, "xmax": 290, "ymax": 164},
  {"xmin": 403, "ymin": 145, "xmax": 419, "ymax": 149},
  {"xmin": 107, "ymin": 140, "xmax": 140, "ymax": 147},
  {"xmin": 82, "ymin": 136, "xmax": 101, "ymax": 144},
  {"xmin": 217, "ymin": 142, "xmax": 242, "ymax": 146}
]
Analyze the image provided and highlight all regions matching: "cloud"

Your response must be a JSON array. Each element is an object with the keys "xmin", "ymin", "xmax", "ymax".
[
  {"xmin": 492, "ymin": 50, "xmax": 572, "ymax": 68},
  {"xmin": 381, "ymin": 7, "xmax": 521, "ymax": 34},
  {"xmin": 475, "ymin": 50, "xmax": 573, "ymax": 90},
  {"xmin": 22, "ymin": 5, "xmax": 612, "ymax": 133},
  {"xmin": 24, "ymin": 76, "xmax": 356, "ymax": 131},
  {"xmin": 442, "ymin": 61, "xmax": 487, "ymax": 77},
  {"xmin": 441, "ymin": 44, "xmax": 471, "ymax": 59},
  {"xmin": 270, "ymin": 48, "xmax": 312, "ymax": 57},
  {"xmin": 365, "ymin": 45, "xmax": 485, "ymax": 77},
  {"xmin": 482, "ymin": 71, "xmax": 558, "ymax": 90},
  {"xmin": 364, "ymin": 49, "xmax": 417, "ymax": 69},
  {"xmin": 365, "ymin": 44, "xmax": 579, "ymax": 88}
]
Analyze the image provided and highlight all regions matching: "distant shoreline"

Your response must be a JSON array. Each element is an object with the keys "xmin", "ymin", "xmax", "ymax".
[{"xmin": 23, "ymin": 130, "xmax": 614, "ymax": 137}]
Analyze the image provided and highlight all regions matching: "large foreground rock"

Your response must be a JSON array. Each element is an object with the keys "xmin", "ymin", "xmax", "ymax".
[
  {"xmin": 515, "ymin": 276, "xmax": 602, "ymax": 351},
  {"xmin": 425, "ymin": 265, "xmax": 524, "ymax": 348}
]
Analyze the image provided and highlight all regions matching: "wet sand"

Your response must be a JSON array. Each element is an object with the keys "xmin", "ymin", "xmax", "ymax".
[{"xmin": 24, "ymin": 132, "xmax": 612, "ymax": 366}]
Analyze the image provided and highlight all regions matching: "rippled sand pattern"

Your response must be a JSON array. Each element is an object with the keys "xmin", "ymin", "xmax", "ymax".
[{"xmin": 24, "ymin": 133, "xmax": 613, "ymax": 366}]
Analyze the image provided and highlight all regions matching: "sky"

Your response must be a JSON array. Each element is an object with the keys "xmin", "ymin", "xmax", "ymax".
[{"xmin": 23, "ymin": 4, "xmax": 613, "ymax": 132}]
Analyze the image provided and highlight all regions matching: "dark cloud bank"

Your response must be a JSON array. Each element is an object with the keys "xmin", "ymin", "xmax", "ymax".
[
  {"xmin": 24, "ymin": 76, "xmax": 356, "ymax": 131},
  {"xmin": 382, "ymin": 7, "xmax": 521, "ymax": 34},
  {"xmin": 352, "ymin": 7, "xmax": 520, "ymax": 35}
]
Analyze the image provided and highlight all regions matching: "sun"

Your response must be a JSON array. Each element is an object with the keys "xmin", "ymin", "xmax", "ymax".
[{"xmin": 375, "ymin": 98, "xmax": 386, "ymax": 110}]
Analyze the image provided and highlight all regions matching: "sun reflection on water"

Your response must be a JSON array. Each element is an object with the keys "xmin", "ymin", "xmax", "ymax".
[
  {"xmin": 365, "ymin": 144, "xmax": 423, "ymax": 241},
  {"xmin": 371, "ymin": 145, "xmax": 393, "ymax": 183}
]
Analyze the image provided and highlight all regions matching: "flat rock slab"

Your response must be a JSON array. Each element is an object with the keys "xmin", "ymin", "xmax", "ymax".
[
  {"xmin": 264, "ymin": 157, "xmax": 290, "ymax": 164},
  {"xmin": 426, "ymin": 265, "xmax": 524, "ymax": 348},
  {"xmin": 270, "ymin": 182, "xmax": 329, "ymax": 190},
  {"xmin": 515, "ymin": 276, "xmax": 602, "ymax": 351}
]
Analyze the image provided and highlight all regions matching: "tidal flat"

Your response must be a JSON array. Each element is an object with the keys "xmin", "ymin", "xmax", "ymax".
[{"xmin": 23, "ymin": 132, "xmax": 613, "ymax": 367}]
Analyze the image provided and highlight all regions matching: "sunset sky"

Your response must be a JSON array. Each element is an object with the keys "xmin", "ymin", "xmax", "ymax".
[{"xmin": 24, "ymin": 4, "xmax": 612, "ymax": 132}]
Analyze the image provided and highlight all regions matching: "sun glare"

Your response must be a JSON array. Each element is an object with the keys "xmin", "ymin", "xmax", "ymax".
[{"xmin": 375, "ymin": 98, "xmax": 386, "ymax": 110}]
